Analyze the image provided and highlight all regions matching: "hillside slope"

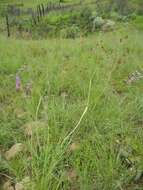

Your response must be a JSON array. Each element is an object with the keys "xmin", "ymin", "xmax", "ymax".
[{"xmin": 0, "ymin": 26, "xmax": 143, "ymax": 189}]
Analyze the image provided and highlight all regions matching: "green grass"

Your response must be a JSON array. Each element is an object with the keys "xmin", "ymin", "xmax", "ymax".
[
  {"xmin": 133, "ymin": 15, "xmax": 143, "ymax": 30},
  {"xmin": 0, "ymin": 26, "xmax": 143, "ymax": 190},
  {"xmin": 0, "ymin": 0, "xmax": 82, "ymax": 8}
]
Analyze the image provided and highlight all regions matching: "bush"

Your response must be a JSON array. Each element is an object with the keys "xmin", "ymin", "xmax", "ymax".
[
  {"xmin": 78, "ymin": 7, "xmax": 93, "ymax": 33},
  {"xmin": 60, "ymin": 25, "xmax": 80, "ymax": 39},
  {"xmin": 92, "ymin": 17, "xmax": 105, "ymax": 31},
  {"xmin": 35, "ymin": 7, "xmax": 93, "ymax": 37}
]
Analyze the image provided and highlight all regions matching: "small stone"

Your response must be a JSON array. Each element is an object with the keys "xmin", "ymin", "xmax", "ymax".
[
  {"xmin": 3, "ymin": 181, "xmax": 14, "ymax": 190},
  {"xmin": 5, "ymin": 143, "xmax": 24, "ymax": 160},
  {"xmin": 69, "ymin": 143, "xmax": 80, "ymax": 152},
  {"xmin": 15, "ymin": 177, "xmax": 31, "ymax": 190},
  {"xmin": 15, "ymin": 183, "xmax": 24, "ymax": 190},
  {"xmin": 61, "ymin": 91, "xmax": 68, "ymax": 98}
]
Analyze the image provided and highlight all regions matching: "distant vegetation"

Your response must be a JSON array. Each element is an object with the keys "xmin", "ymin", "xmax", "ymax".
[{"xmin": 0, "ymin": 0, "xmax": 143, "ymax": 38}]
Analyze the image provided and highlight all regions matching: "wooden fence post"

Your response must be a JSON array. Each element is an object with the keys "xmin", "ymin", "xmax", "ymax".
[
  {"xmin": 6, "ymin": 15, "xmax": 10, "ymax": 37},
  {"xmin": 41, "ymin": 4, "xmax": 45, "ymax": 16},
  {"xmin": 38, "ymin": 5, "xmax": 42, "ymax": 17},
  {"xmin": 36, "ymin": 5, "xmax": 40, "ymax": 22}
]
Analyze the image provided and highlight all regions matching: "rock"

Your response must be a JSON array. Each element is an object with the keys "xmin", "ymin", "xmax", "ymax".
[
  {"xmin": 69, "ymin": 142, "xmax": 80, "ymax": 152},
  {"xmin": 15, "ymin": 183, "xmax": 24, "ymax": 190},
  {"xmin": 23, "ymin": 121, "xmax": 46, "ymax": 137},
  {"xmin": 61, "ymin": 91, "xmax": 68, "ymax": 98},
  {"xmin": 5, "ymin": 143, "xmax": 24, "ymax": 160},
  {"xmin": 3, "ymin": 181, "xmax": 14, "ymax": 190},
  {"xmin": 15, "ymin": 176, "xmax": 31, "ymax": 190}
]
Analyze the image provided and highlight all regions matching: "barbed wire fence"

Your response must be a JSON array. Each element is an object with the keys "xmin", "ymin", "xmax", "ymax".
[{"xmin": 0, "ymin": 1, "xmax": 99, "ymax": 37}]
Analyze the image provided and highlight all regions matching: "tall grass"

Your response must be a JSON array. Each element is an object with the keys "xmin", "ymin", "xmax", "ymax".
[{"xmin": 0, "ymin": 26, "xmax": 143, "ymax": 189}]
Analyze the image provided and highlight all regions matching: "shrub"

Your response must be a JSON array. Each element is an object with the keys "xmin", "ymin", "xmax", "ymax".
[
  {"xmin": 78, "ymin": 7, "xmax": 93, "ymax": 33},
  {"xmin": 40, "ymin": 7, "xmax": 93, "ymax": 37},
  {"xmin": 92, "ymin": 17, "xmax": 105, "ymax": 31},
  {"xmin": 60, "ymin": 25, "xmax": 80, "ymax": 39}
]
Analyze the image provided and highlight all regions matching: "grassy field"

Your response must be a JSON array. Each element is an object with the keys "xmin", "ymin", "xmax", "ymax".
[{"xmin": 0, "ymin": 25, "xmax": 143, "ymax": 190}]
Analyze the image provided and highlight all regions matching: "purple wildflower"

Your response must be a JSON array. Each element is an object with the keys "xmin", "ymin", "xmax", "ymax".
[{"xmin": 16, "ymin": 75, "xmax": 21, "ymax": 91}]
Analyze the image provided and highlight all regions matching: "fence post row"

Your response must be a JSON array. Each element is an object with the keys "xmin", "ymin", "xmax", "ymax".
[
  {"xmin": 31, "ymin": 1, "xmax": 91, "ymax": 27},
  {"xmin": 38, "ymin": 5, "xmax": 42, "ymax": 17},
  {"xmin": 35, "ymin": 4, "xmax": 45, "ymax": 24}
]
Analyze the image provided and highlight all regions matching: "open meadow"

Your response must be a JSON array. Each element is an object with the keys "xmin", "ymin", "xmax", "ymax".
[{"xmin": 0, "ymin": 0, "xmax": 143, "ymax": 190}]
